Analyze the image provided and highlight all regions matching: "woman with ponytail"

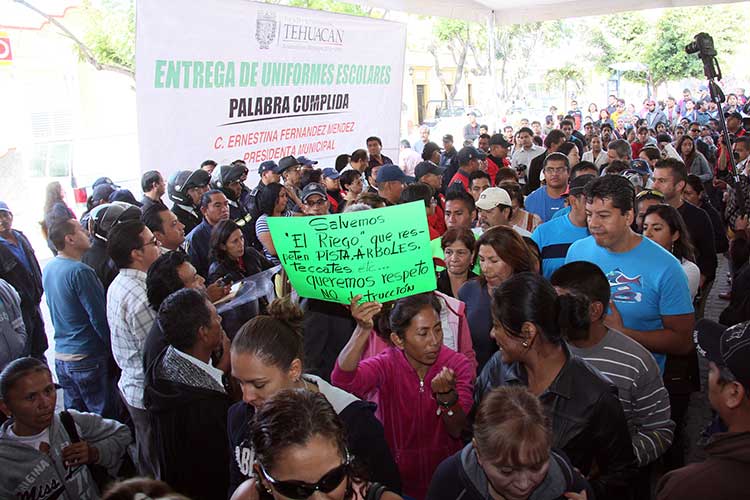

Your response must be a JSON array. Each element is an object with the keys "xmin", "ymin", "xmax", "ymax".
[
  {"xmin": 227, "ymin": 296, "xmax": 401, "ymax": 498},
  {"xmin": 473, "ymin": 272, "xmax": 637, "ymax": 500}
]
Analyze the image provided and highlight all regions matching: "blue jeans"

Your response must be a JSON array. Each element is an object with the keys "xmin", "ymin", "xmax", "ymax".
[{"xmin": 55, "ymin": 354, "xmax": 118, "ymax": 419}]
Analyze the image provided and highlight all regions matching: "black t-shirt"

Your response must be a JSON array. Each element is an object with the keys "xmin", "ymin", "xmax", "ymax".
[{"xmin": 677, "ymin": 201, "xmax": 717, "ymax": 283}]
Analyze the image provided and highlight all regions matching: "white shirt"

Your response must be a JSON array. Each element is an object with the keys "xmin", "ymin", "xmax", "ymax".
[
  {"xmin": 173, "ymin": 348, "xmax": 225, "ymax": 389},
  {"xmin": 399, "ymin": 148, "xmax": 422, "ymax": 177},
  {"xmin": 582, "ymin": 150, "xmax": 608, "ymax": 168},
  {"xmin": 472, "ymin": 224, "xmax": 532, "ymax": 239},
  {"xmin": 107, "ymin": 268, "xmax": 157, "ymax": 409},
  {"xmin": 681, "ymin": 259, "xmax": 701, "ymax": 300},
  {"xmin": 7, "ymin": 426, "xmax": 50, "ymax": 451},
  {"xmin": 510, "ymin": 145, "xmax": 545, "ymax": 171}
]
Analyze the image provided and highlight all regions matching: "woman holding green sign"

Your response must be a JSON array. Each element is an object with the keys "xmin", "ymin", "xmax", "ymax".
[{"xmin": 332, "ymin": 293, "xmax": 474, "ymax": 500}]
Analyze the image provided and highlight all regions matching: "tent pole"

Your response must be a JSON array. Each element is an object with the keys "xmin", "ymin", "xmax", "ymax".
[{"xmin": 487, "ymin": 12, "xmax": 499, "ymax": 131}]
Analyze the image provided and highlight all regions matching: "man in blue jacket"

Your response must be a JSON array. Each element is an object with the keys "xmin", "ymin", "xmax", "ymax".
[{"xmin": 0, "ymin": 201, "xmax": 46, "ymax": 360}]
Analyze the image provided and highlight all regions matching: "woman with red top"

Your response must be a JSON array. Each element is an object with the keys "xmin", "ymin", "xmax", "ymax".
[{"xmin": 332, "ymin": 293, "xmax": 474, "ymax": 500}]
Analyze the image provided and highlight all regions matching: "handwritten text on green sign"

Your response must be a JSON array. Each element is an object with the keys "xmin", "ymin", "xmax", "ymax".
[{"xmin": 267, "ymin": 202, "xmax": 436, "ymax": 304}]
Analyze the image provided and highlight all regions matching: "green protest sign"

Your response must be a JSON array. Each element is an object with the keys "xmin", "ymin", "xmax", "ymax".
[{"xmin": 267, "ymin": 202, "xmax": 436, "ymax": 304}]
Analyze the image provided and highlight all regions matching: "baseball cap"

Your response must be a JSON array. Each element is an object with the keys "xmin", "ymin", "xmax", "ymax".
[
  {"xmin": 467, "ymin": 111, "xmax": 477, "ymax": 117},
  {"xmin": 258, "ymin": 160, "xmax": 280, "ymax": 175},
  {"xmin": 0, "ymin": 201, "xmax": 10, "ymax": 213},
  {"xmin": 376, "ymin": 164, "xmax": 412, "ymax": 184},
  {"xmin": 442, "ymin": 134, "xmax": 454, "ymax": 143},
  {"xmin": 92, "ymin": 177, "xmax": 119, "ymax": 189},
  {"xmin": 456, "ymin": 146, "xmax": 487, "ymax": 165},
  {"xmin": 568, "ymin": 174, "xmax": 594, "ymax": 196},
  {"xmin": 629, "ymin": 159, "xmax": 652, "ymax": 176},
  {"xmin": 726, "ymin": 111, "xmax": 743, "ymax": 120},
  {"xmin": 92, "ymin": 184, "xmax": 116, "ymax": 203},
  {"xmin": 301, "ymin": 182, "xmax": 328, "ymax": 202},
  {"xmin": 475, "ymin": 187, "xmax": 512, "ymax": 210},
  {"xmin": 296, "ymin": 156, "xmax": 318, "ymax": 166},
  {"xmin": 109, "ymin": 189, "xmax": 142, "ymax": 207},
  {"xmin": 321, "ymin": 168, "xmax": 341, "ymax": 180},
  {"xmin": 278, "ymin": 155, "xmax": 302, "ymax": 173},
  {"xmin": 489, "ymin": 134, "xmax": 511, "ymax": 148},
  {"xmin": 695, "ymin": 318, "xmax": 750, "ymax": 391},
  {"xmin": 414, "ymin": 161, "xmax": 445, "ymax": 180}
]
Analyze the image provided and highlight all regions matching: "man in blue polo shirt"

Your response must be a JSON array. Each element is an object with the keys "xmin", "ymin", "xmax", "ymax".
[
  {"xmin": 525, "ymin": 152, "xmax": 569, "ymax": 222},
  {"xmin": 532, "ymin": 174, "xmax": 592, "ymax": 278},
  {"xmin": 565, "ymin": 175, "xmax": 694, "ymax": 373}
]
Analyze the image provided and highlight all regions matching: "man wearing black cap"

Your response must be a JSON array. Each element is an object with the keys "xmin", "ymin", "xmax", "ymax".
[
  {"xmin": 299, "ymin": 183, "xmax": 331, "ymax": 216},
  {"xmin": 278, "ymin": 156, "xmax": 304, "ymax": 212},
  {"xmin": 244, "ymin": 160, "xmax": 283, "ymax": 216},
  {"xmin": 439, "ymin": 134, "xmax": 458, "ymax": 190},
  {"xmin": 415, "ymin": 161, "xmax": 447, "ymax": 236},
  {"xmin": 486, "ymin": 134, "xmax": 511, "ymax": 186},
  {"xmin": 0, "ymin": 202, "xmax": 46, "ymax": 360},
  {"xmin": 168, "ymin": 169, "xmax": 210, "ymax": 235},
  {"xmin": 657, "ymin": 319, "xmax": 750, "ymax": 499},
  {"xmin": 376, "ymin": 164, "xmax": 411, "ymax": 205},
  {"xmin": 448, "ymin": 146, "xmax": 486, "ymax": 193},
  {"xmin": 200, "ymin": 159, "xmax": 217, "ymax": 175}
]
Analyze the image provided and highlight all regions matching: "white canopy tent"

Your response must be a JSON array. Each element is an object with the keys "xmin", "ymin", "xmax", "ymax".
[{"xmin": 350, "ymin": 0, "xmax": 745, "ymax": 24}]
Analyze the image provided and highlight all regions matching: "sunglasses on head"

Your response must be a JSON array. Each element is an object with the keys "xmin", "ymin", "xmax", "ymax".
[
  {"xmin": 258, "ymin": 453, "xmax": 350, "ymax": 499},
  {"xmin": 636, "ymin": 189, "xmax": 665, "ymax": 200}
]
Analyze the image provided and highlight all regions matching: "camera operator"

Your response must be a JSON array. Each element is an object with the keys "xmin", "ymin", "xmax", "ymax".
[{"xmin": 510, "ymin": 127, "xmax": 545, "ymax": 187}]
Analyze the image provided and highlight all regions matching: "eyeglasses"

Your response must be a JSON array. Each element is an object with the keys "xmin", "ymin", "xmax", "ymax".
[
  {"xmin": 258, "ymin": 454, "xmax": 350, "ymax": 499},
  {"xmin": 141, "ymin": 236, "xmax": 160, "ymax": 249},
  {"xmin": 305, "ymin": 198, "xmax": 328, "ymax": 207},
  {"xmin": 636, "ymin": 189, "xmax": 665, "ymax": 200}
]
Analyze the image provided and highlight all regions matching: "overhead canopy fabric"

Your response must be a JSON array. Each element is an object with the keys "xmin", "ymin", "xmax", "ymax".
[{"xmin": 353, "ymin": 0, "xmax": 744, "ymax": 24}]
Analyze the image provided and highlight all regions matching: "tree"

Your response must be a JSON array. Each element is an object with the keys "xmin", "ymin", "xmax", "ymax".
[
  {"xmin": 644, "ymin": 5, "xmax": 745, "ymax": 88},
  {"xmin": 545, "ymin": 64, "xmax": 585, "ymax": 103},
  {"xmin": 15, "ymin": 0, "xmax": 135, "ymax": 79},
  {"xmin": 586, "ymin": 12, "xmax": 649, "ymax": 82},
  {"xmin": 429, "ymin": 19, "xmax": 474, "ymax": 106}
]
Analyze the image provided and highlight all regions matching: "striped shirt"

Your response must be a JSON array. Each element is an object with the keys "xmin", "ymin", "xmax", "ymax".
[{"xmin": 569, "ymin": 328, "xmax": 675, "ymax": 466}]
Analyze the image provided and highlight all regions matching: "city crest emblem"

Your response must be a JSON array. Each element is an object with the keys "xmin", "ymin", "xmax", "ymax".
[{"xmin": 256, "ymin": 11, "xmax": 277, "ymax": 49}]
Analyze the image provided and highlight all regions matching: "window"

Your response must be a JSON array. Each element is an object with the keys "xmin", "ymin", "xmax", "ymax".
[{"xmin": 29, "ymin": 110, "xmax": 73, "ymax": 178}]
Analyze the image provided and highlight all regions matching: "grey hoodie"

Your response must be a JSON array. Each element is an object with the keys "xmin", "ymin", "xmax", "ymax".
[
  {"xmin": 427, "ymin": 443, "xmax": 592, "ymax": 500},
  {"xmin": 0, "ymin": 410, "xmax": 131, "ymax": 500}
]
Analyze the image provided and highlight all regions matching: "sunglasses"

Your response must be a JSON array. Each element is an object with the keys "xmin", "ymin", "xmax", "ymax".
[{"xmin": 258, "ymin": 454, "xmax": 350, "ymax": 499}]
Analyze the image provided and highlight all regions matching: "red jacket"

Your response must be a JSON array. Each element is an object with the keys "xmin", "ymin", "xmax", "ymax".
[{"xmin": 332, "ymin": 346, "xmax": 474, "ymax": 500}]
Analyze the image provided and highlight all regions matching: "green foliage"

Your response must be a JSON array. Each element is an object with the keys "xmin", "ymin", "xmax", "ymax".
[
  {"xmin": 588, "ymin": 5, "xmax": 746, "ymax": 85},
  {"xmin": 80, "ymin": 0, "xmax": 135, "ymax": 73},
  {"xmin": 643, "ymin": 11, "xmax": 702, "ymax": 87},
  {"xmin": 285, "ymin": 0, "xmax": 374, "ymax": 17}
]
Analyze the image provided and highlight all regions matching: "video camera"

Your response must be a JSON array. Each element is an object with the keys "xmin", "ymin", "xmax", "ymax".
[{"xmin": 685, "ymin": 33, "xmax": 716, "ymax": 59}]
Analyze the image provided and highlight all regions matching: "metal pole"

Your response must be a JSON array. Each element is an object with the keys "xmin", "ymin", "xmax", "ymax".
[{"xmin": 487, "ymin": 11, "xmax": 498, "ymax": 131}]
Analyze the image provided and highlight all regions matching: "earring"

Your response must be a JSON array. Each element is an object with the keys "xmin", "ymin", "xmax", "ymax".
[{"xmin": 522, "ymin": 341, "xmax": 529, "ymax": 347}]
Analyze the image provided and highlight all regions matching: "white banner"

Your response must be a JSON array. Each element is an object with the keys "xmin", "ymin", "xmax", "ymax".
[{"xmin": 136, "ymin": 0, "xmax": 406, "ymax": 183}]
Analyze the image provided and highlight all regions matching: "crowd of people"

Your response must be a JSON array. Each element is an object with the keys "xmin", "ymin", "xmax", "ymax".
[{"xmin": 0, "ymin": 86, "xmax": 750, "ymax": 500}]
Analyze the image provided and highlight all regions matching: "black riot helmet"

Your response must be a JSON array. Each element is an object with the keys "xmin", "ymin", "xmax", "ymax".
[{"xmin": 168, "ymin": 169, "xmax": 210, "ymax": 206}]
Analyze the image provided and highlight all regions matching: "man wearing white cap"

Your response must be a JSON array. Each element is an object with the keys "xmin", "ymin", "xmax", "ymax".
[{"xmin": 474, "ymin": 187, "xmax": 532, "ymax": 238}]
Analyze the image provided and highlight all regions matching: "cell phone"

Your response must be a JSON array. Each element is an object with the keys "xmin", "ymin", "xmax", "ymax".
[{"xmin": 216, "ymin": 274, "xmax": 233, "ymax": 287}]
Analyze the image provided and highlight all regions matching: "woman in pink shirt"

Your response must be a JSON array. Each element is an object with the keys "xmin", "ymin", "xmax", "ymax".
[{"xmin": 332, "ymin": 293, "xmax": 474, "ymax": 500}]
